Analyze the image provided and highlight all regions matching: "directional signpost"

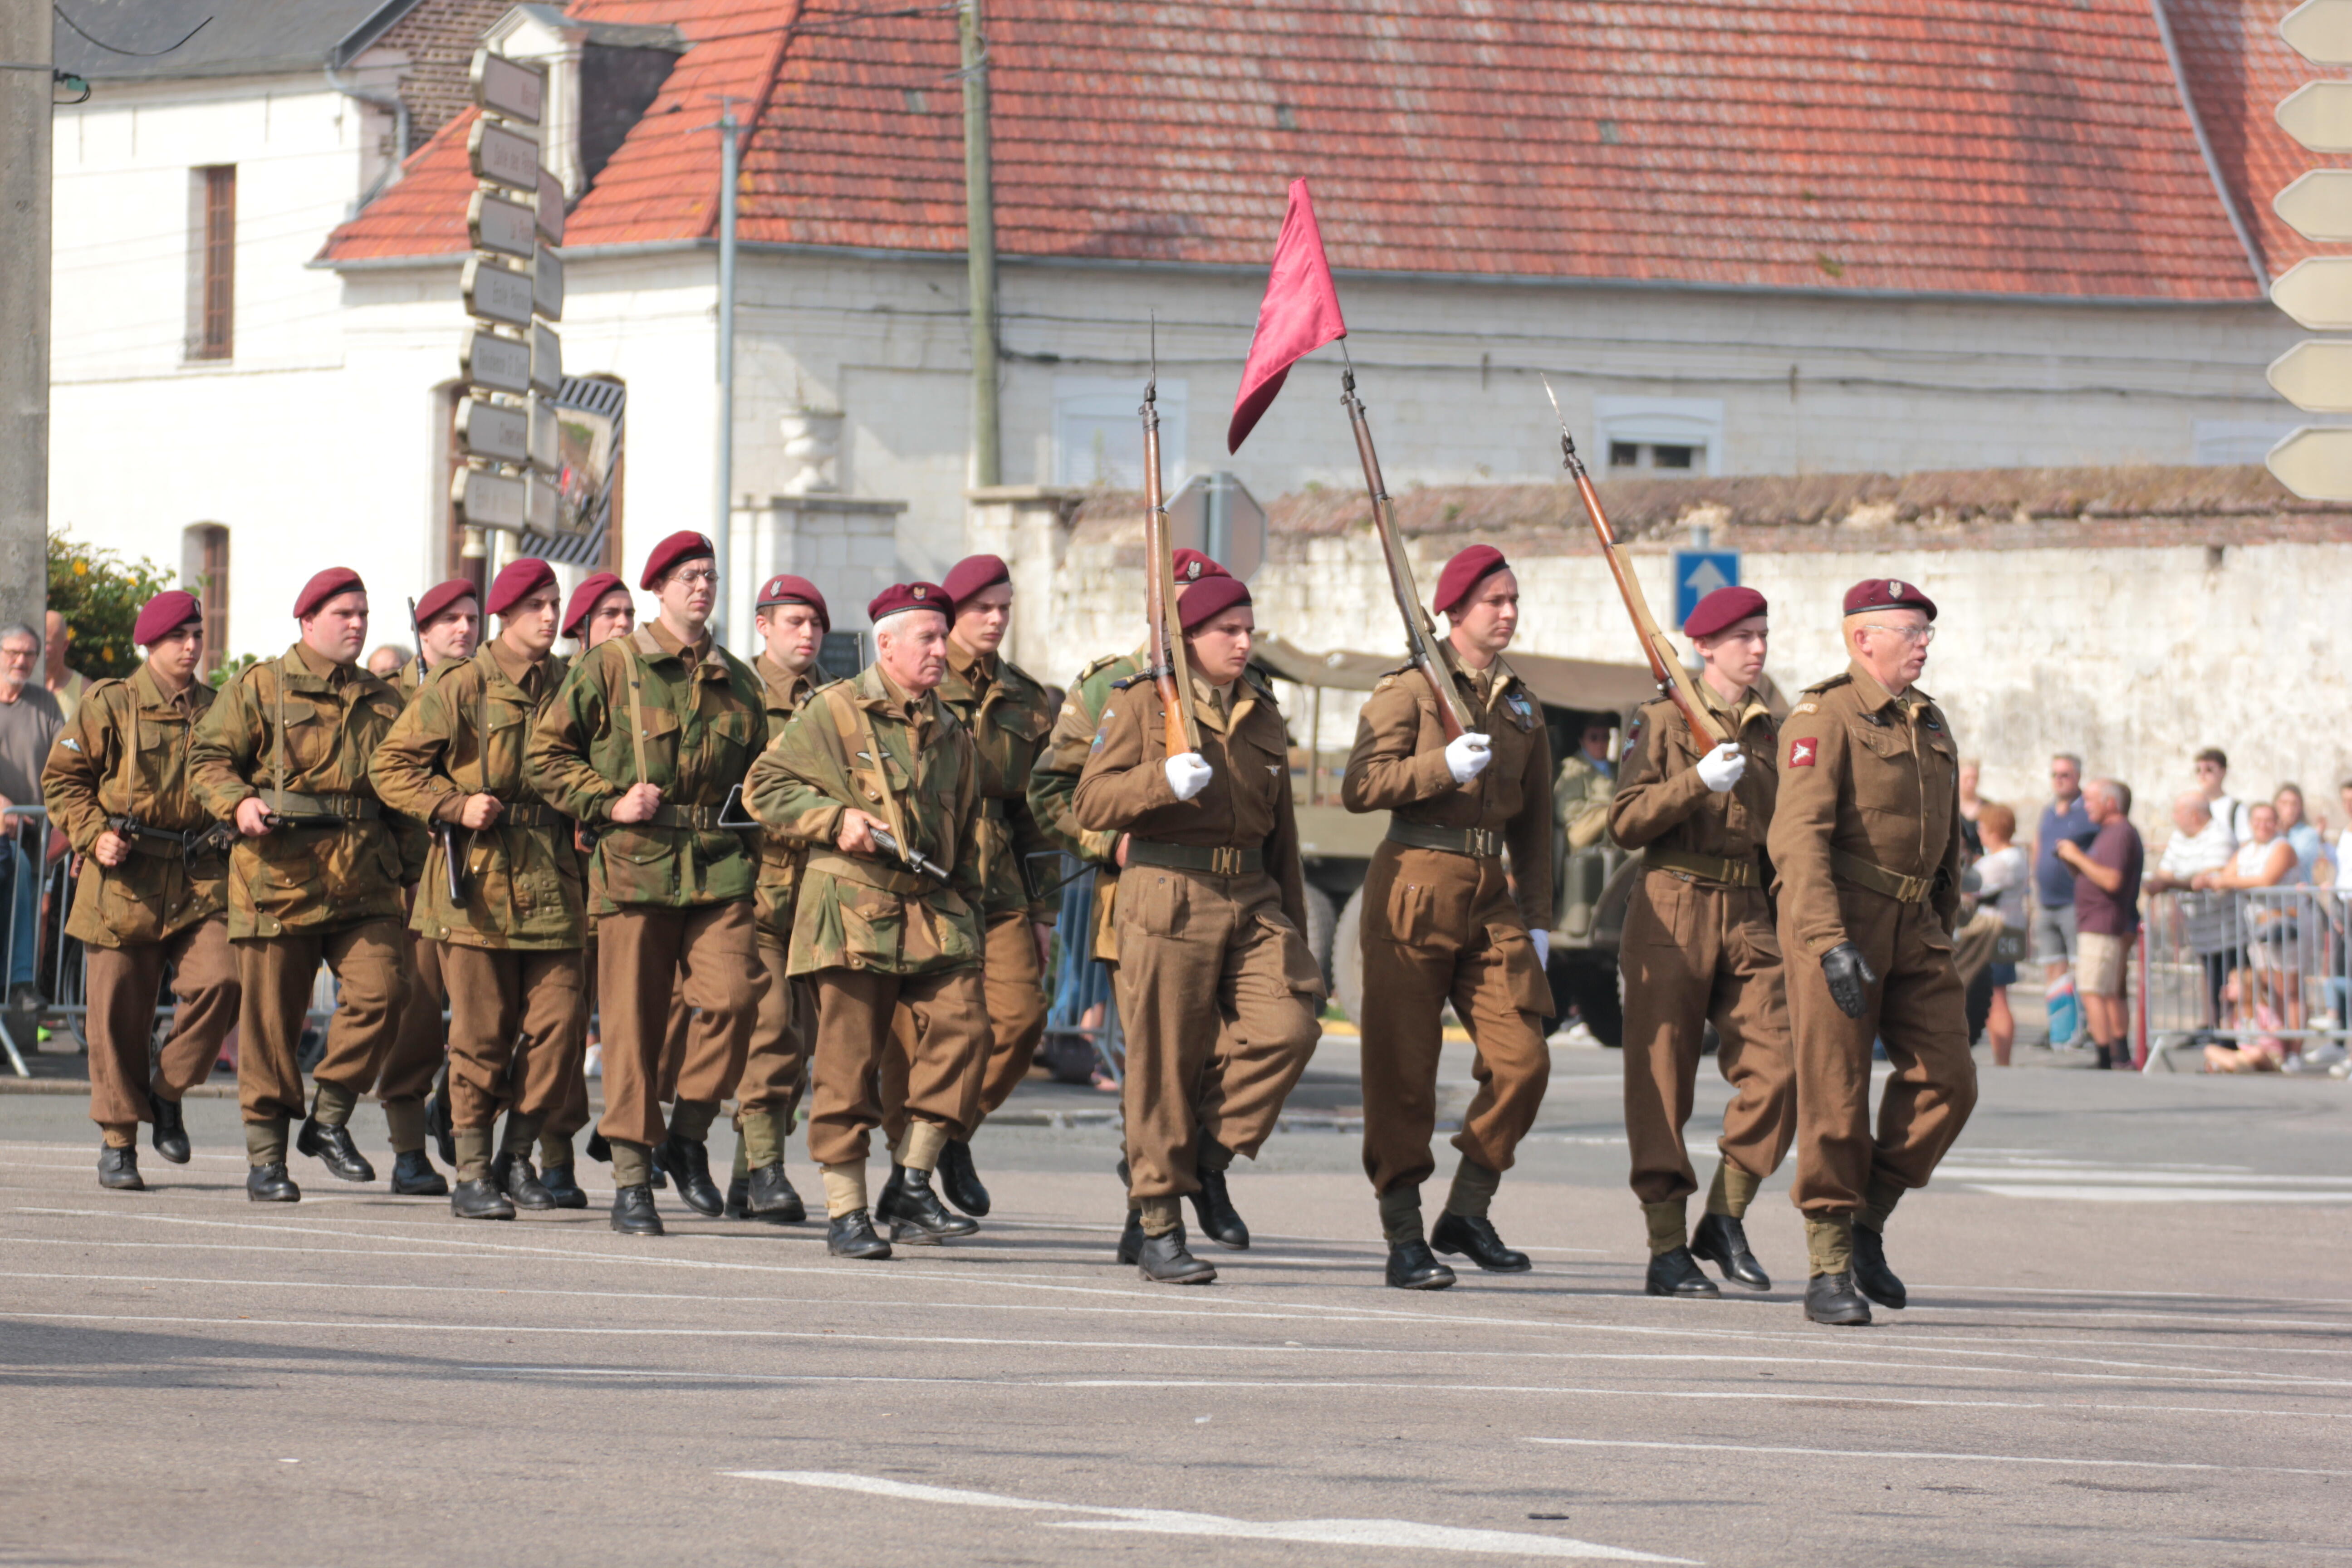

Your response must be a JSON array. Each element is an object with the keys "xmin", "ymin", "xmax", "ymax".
[
  {"xmin": 1670, "ymin": 548, "xmax": 1739, "ymax": 629},
  {"xmin": 2268, "ymin": 3, "xmax": 2352, "ymax": 499}
]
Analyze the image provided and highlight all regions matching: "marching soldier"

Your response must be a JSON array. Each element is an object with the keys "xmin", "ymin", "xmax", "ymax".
[
  {"xmin": 1340, "ymin": 544, "xmax": 1554, "ymax": 1290},
  {"xmin": 1074, "ymin": 570, "xmax": 1323, "ymax": 1284},
  {"xmin": 526, "ymin": 532, "xmax": 768, "ymax": 1235},
  {"xmin": 533, "ymin": 570, "xmax": 632, "ymax": 1206},
  {"xmin": 1767, "ymin": 578, "xmax": 1976, "ymax": 1326},
  {"xmin": 372, "ymin": 577, "xmax": 481, "ymax": 1198},
  {"xmin": 189, "ymin": 568, "xmax": 415, "ymax": 1201},
  {"xmin": 725, "ymin": 572, "xmax": 831, "ymax": 1223},
  {"xmin": 746, "ymin": 582, "xmax": 987, "ymax": 1259},
  {"xmin": 371, "ymin": 559, "xmax": 585, "ymax": 1220},
  {"xmin": 42, "ymin": 591, "xmax": 240, "ymax": 1188},
  {"xmin": 1607, "ymin": 585, "xmax": 1795, "ymax": 1298},
  {"xmin": 879, "ymin": 553, "xmax": 1056, "ymax": 1217}
]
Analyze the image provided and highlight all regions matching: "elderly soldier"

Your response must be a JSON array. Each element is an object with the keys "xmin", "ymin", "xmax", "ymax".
[
  {"xmin": 724, "ymin": 572, "xmax": 831, "ymax": 1223},
  {"xmin": 747, "ymin": 581, "xmax": 986, "ymax": 1259},
  {"xmin": 42, "ymin": 592, "xmax": 239, "ymax": 1188},
  {"xmin": 1341, "ymin": 544, "xmax": 1554, "ymax": 1290},
  {"xmin": 1608, "ymin": 586, "xmax": 1795, "ymax": 1298},
  {"xmin": 1075, "ymin": 570, "xmax": 1323, "ymax": 1285},
  {"xmin": 875, "ymin": 553, "xmax": 1056, "ymax": 1218},
  {"xmin": 1769, "ymin": 578, "xmax": 1976, "ymax": 1326},
  {"xmin": 527, "ymin": 532, "xmax": 768, "ymax": 1235},
  {"xmin": 372, "ymin": 559, "xmax": 584, "ymax": 1220},
  {"xmin": 190, "ymin": 568, "xmax": 414, "ymax": 1201}
]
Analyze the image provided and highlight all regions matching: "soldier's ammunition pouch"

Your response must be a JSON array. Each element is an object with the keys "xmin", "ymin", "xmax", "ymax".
[
  {"xmin": 1646, "ymin": 847, "xmax": 1762, "ymax": 888},
  {"xmin": 1386, "ymin": 820, "xmax": 1504, "ymax": 859},
  {"xmin": 1125, "ymin": 839, "xmax": 1263, "ymax": 877},
  {"xmin": 1832, "ymin": 849, "xmax": 1934, "ymax": 906}
]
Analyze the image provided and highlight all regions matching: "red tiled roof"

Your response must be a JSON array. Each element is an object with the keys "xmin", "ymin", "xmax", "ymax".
[{"xmin": 322, "ymin": 0, "xmax": 2321, "ymax": 302}]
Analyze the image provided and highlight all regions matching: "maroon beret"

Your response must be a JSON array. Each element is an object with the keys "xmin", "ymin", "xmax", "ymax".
[
  {"xmin": 133, "ymin": 590, "xmax": 202, "ymax": 647},
  {"xmin": 485, "ymin": 557, "xmax": 557, "ymax": 617},
  {"xmin": 1433, "ymin": 544, "xmax": 1509, "ymax": 617},
  {"xmin": 755, "ymin": 573, "xmax": 830, "ymax": 632},
  {"xmin": 413, "ymin": 578, "xmax": 479, "ymax": 629},
  {"xmin": 1178, "ymin": 573, "xmax": 1252, "ymax": 631},
  {"xmin": 1683, "ymin": 585, "xmax": 1768, "ymax": 641},
  {"xmin": 1842, "ymin": 576, "xmax": 1938, "ymax": 621},
  {"xmin": 561, "ymin": 572, "xmax": 627, "ymax": 639},
  {"xmin": 941, "ymin": 553, "xmax": 1009, "ymax": 608},
  {"xmin": 639, "ymin": 530, "xmax": 715, "ymax": 590},
  {"xmin": 292, "ymin": 567, "xmax": 366, "ymax": 620},
  {"xmin": 867, "ymin": 581, "xmax": 951, "ymax": 624},
  {"xmin": 1171, "ymin": 548, "xmax": 1230, "ymax": 585}
]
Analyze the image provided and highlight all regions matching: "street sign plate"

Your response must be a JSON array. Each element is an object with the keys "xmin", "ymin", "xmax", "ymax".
[
  {"xmin": 467, "ymin": 190, "xmax": 536, "ymax": 259},
  {"xmin": 2275, "ymin": 80, "xmax": 2352, "ymax": 152},
  {"xmin": 453, "ymin": 466, "xmax": 526, "ymax": 531},
  {"xmin": 470, "ymin": 49, "xmax": 544, "ymax": 125},
  {"xmin": 1166, "ymin": 472, "xmax": 1267, "ymax": 580},
  {"xmin": 536, "ymin": 167, "xmax": 564, "ymax": 243},
  {"xmin": 534, "ymin": 246, "xmax": 563, "ymax": 320},
  {"xmin": 2267, "ymin": 340, "xmax": 2352, "ymax": 412},
  {"xmin": 2271, "ymin": 256, "xmax": 2352, "ymax": 329},
  {"xmin": 530, "ymin": 322, "xmax": 561, "ymax": 393},
  {"xmin": 1670, "ymin": 549, "xmax": 1740, "ymax": 629},
  {"xmin": 529, "ymin": 395, "xmax": 559, "ymax": 470},
  {"xmin": 527, "ymin": 471, "xmax": 561, "ymax": 534},
  {"xmin": 463, "ymin": 256, "xmax": 534, "ymax": 328},
  {"xmin": 469, "ymin": 117, "xmax": 539, "ymax": 191},
  {"xmin": 2283, "ymin": 0, "xmax": 2352, "ymax": 64},
  {"xmin": 460, "ymin": 327, "xmax": 529, "ymax": 395},
  {"xmin": 457, "ymin": 397, "xmax": 528, "ymax": 464},
  {"xmin": 2267, "ymin": 426, "xmax": 2352, "ymax": 500}
]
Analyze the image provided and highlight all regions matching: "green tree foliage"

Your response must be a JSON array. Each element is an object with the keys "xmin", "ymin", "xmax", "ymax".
[{"xmin": 47, "ymin": 531, "xmax": 176, "ymax": 680}]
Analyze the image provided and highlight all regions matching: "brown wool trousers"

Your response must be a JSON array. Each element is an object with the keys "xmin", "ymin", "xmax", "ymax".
[
  {"xmin": 439, "ymin": 944, "xmax": 586, "ymax": 1129},
  {"xmin": 737, "ymin": 931, "xmax": 813, "ymax": 1125},
  {"xmin": 807, "ymin": 966, "xmax": 987, "ymax": 1169},
  {"xmin": 1357, "ymin": 846, "xmax": 1552, "ymax": 1196},
  {"xmin": 373, "ymin": 926, "xmax": 447, "ymax": 1111},
  {"xmin": 595, "ymin": 902, "xmax": 764, "ymax": 1147},
  {"xmin": 1783, "ymin": 885, "xmax": 1979, "ymax": 1215},
  {"xmin": 1112, "ymin": 868, "xmax": 1322, "ymax": 1201},
  {"xmin": 1621, "ymin": 872, "xmax": 1797, "ymax": 1207},
  {"xmin": 234, "ymin": 918, "xmax": 407, "ymax": 1127},
  {"xmin": 85, "ymin": 918, "xmax": 240, "ymax": 1131},
  {"xmin": 882, "ymin": 911, "xmax": 1046, "ymax": 1146}
]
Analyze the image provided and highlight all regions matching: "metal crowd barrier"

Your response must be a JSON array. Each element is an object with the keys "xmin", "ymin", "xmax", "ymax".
[{"xmin": 2138, "ymin": 886, "xmax": 2351, "ymax": 1066}]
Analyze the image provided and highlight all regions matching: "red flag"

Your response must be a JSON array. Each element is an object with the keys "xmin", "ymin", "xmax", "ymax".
[{"xmin": 1227, "ymin": 179, "xmax": 1347, "ymax": 453}]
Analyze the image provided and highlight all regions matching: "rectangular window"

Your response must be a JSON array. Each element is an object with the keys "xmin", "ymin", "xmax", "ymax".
[
  {"xmin": 1053, "ymin": 377, "xmax": 1188, "ymax": 490},
  {"xmin": 193, "ymin": 165, "xmax": 235, "ymax": 360},
  {"xmin": 1594, "ymin": 396, "xmax": 1723, "ymax": 476}
]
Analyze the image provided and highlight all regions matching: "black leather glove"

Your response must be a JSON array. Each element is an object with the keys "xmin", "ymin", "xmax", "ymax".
[{"xmin": 1821, "ymin": 941, "xmax": 1878, "ymax": 1020}]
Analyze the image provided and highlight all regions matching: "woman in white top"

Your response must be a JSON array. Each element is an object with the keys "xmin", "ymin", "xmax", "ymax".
[
  {"xmin": 1973, "ymin": 802, "xmax": 2029, "ymax": 1067},
  {"xmin": 2198, "ymin": 803, "xmax": 2302, "ymax": 1068}
]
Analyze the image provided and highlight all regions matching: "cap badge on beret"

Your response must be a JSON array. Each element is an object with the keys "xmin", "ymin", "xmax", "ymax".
[
  {"xmin": 1888, "ymin": 580, "xmax": 1905, "ymax": 598},
  {"xmin": 1182, "ymin": 559, "xmax": 1203, "ymax": 582},
  {"xmin": 912, "ymin": 585, "xmax": 927, "ymax": 599}
]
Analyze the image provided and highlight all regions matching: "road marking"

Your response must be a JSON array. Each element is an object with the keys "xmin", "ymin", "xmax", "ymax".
[
  {"xmin": 1955, "ymin": 1184, "xmax": 2352, "ymax": 1205},
  {"xmin": 1528, "ymin": 1437, "xmax": 2352, "ymax": 1479},
  {"xmin": 727, "ymin": 1470, "xmax": 1694, "ymax": 1562}
]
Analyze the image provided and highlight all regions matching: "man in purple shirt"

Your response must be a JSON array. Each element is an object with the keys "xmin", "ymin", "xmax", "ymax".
[{"xmin": 2056, "ymin": 779, "xmax": 2142, "ymax": 1070}]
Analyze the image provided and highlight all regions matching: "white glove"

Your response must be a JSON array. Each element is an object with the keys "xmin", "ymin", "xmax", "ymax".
[
  {"xmin": 1445, "ymin": 731, "xmax": 1493, "ymax": 785},
  {"xmin": 1696, "ymin": 742, "xmax": 1747, "ymax": 794},
  {"xmin": 1530, "ymin": 928, "xmax": 1550, "ymax": 970},
  {"xmin": 1163, "ymin": 753, "xmax": 1214, "ymax": 802}
]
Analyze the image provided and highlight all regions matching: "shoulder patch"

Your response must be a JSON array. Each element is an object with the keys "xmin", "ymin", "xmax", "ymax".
[
  {"xmin": 1792, "ymin": 701, "xmax": 1818, "ymax": 716},
  {"xmin": 1788, "ymin": 736, "xmax": 1818, "ymax": 768}
]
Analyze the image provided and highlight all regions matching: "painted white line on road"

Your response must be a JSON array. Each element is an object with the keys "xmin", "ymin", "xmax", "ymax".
[
  {"xmin": 728, "ymin": 1470, "xmax": 1694, "ymax": 1563},
  {"xmin": 1957, "ymin": 1184, "xmax": 2352, "ymax": 1204},
  {"xmin": 1528, "ymin": 1437, "xmax": 2352, "ymax": 1479},
  {"xmin": 1936, "ymin": 1166, "xmax": 2352, "ymax": 1188}
]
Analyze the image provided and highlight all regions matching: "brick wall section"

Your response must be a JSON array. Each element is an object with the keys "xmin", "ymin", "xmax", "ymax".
[{"xmin": 378, "ymin": 0, "xmax": 515, "ymax": 152}]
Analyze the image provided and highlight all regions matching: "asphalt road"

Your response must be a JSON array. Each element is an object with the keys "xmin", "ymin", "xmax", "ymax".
[{"xmin": 3, "ymin": 1040, "xmax": 2348, "ymax": 1567}]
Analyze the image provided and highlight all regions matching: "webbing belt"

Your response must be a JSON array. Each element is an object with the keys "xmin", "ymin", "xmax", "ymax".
[
  {"xmin": 1386, "ymin": 819, "xmax": 1504, "ymax": 859},
  {"xmin": 1646, "ymin": 847, "xmax": 1762, "ymax": 888},
  {"xmin": 1832, "ymin": 848, "xmax": 1935, "ymax": 906},
  {"xmin": 1125, "ymin": 840, "xmax": 1264, "ymax": 877}
]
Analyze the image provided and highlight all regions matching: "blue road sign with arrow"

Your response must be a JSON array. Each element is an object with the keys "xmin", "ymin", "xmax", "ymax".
[{"xmin": 1671, "ymin": 550, "xmax": 1740, "ymax": 629}]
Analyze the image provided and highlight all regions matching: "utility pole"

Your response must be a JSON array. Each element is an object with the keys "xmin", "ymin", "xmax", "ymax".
[
  {"xmin": 0, "ymin": 0, "xmax": 53, "ymax": 637},
  {"xmin": 712, "ymin": 98, "xmax": 741, "ymax": 646},
  {"xmin": 959, "ymin": 0, "xmax": 999, "ymax": 487}
]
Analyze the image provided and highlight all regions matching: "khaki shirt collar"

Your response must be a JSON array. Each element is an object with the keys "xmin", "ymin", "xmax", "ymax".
[
  {"xmin": 486, "ymin": 637, "xmax": 545, "ymax": 695},
  {"xmin": 755, "ymin": 651, "xmax": 815, "ymax": 709},
  {"xmin": 1845, "ymin": 659, "xmax": 1906, "ymax": 716},
  {"xmin": 642, "ymin": 619, "xmax": 710, "ymax": 666},
  {"xmin": 1696, "ymin": 676, "xmax": 1771, "ymax": 734},
  {"xmin": 288, "ymin": 640, "xmax": 348, "ymax": 683},
  {"xmin": 130, "ymin": 661, "xmax": 197, "ymax": 715},
  {"xmin": 947, "ymin": 636, "xmax": 994, "ymax": 686},
  {"xmin": 862, "ymin": 663, "xmax": 934, "ymax": 734}
]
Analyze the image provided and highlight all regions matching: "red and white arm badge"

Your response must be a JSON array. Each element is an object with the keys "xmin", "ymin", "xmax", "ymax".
[{"xmin": 1788, "ymin": 737, "xmax": 1818, "ymax": 768}]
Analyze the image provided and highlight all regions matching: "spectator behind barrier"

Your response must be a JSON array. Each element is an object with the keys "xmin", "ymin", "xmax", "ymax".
[
  {"xmin": 2054, "ymin": 779, "xmax": 2142, "ymax": 1070},
  {"xmin": 0, "ymin": 622, "xmax": 62, "ymax": 1010},
  {"xmin": 2200, "ymin": 802, "xmax": 2303, "ymax": 1072},
  {"xmin": 2274, "ymin": 784, "xmax": 2326, "ymax": 883},
  {"xmin": 1973, "ymin": 801, "xmax": 2027, "ymax": 1066},
  {"xmin": 2194, "ymin": 746, "xmax": 2254, "ymax": 846}
]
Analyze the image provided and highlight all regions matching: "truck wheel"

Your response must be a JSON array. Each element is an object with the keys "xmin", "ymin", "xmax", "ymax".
[
  {"xmin": 1332, "ymin": 886, "xmax": 1366, "ymax": 1024},
  {"xmin": 1547, "ymin": 950, "xmax": 1623, "ymax": 1048}
]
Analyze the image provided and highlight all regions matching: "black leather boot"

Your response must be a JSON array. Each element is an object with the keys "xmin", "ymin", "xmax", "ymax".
[
  {"xmin": 877, "ymin": 1164, "xmax": 979, "ymax": 1244},
  {"xmin": 1852, "ymin": 1224, "xmax": 1907, "ymax": 1309},
  {"xmin": 724, "ymin": 1175, "xmax": 750, "ymax": 1218},
  {"xmin": 658, "ymin": 1134, "xmax": 724, "ymax": 1217},
  {"xmin": 425, "ymin": 1069, "xmax": 456, "ymax": 1167},
  {"xmin": 147, "ymin": 1090, "xmax": 191, "ymax": 1164},
  {"xmin": 1189, "ymin": 1167, "xmax": 1250, "ymax": 1250},
  {"xmin": 1804, "ymin": 1271, "xmax": 1872, "ymax": 1325},
  {"xmin": 539, "ymin": 1162, "xmax": 588, "ymax": 1209},
  {"xmin": 1385, "ymin": 1240, "xmax": 1457, "ymax": 1290},
  {"xmin": 246, "ymin": 1162, "xmax": 301, "ymax": 1203},
  {"xmin": 390, "ymin": 1148, "xmax": 449, "ymax": 1197},
  {"xmin": 827, "ymin": 1209, "xmax": 892, "ymax": 1259},
  {"xmin": 745, "ymin": 1163, "xmax": 806, "ymax": 1222},
  {"xmin": 1690, "ymin": 1212, "xmax": 1771, "ymax": 1291},
  {"xmin": 1431, "ymin": 1212, "xmax": 1530, "ymax": 1273},
  {"xmin": 1116, "ymin": 1208, "xmax": 1144, "ymax": 1264},
  {"xmin": 296, "ymin": 1114, "xmax": 377, "ymax": 1184},
  {"xmin": 1137, "ymin": 1225, "xmax": 1217, "ymax": 1284},
  {"xmin": 98, "ymin": 1146, "xmax": 145, "ymax": 1191},
  {"xmin": 1645, "ymin": 1246, "xmax": 1722, "ymax": 1298},
  {"xmin": 609, "ymin": 1183, "xmax": 664, "ymax": 1236},
  {"xmin": 493, "ymin": 1151, "xmax": 555, "ymax": 1211},
  {"xmin": 450, "ymin": 1178, "xmax": 516, "ymax": 1220},
  {"xmin": 936, "ymin": 1137, "xmax": 991, "ymax": 1217}
]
